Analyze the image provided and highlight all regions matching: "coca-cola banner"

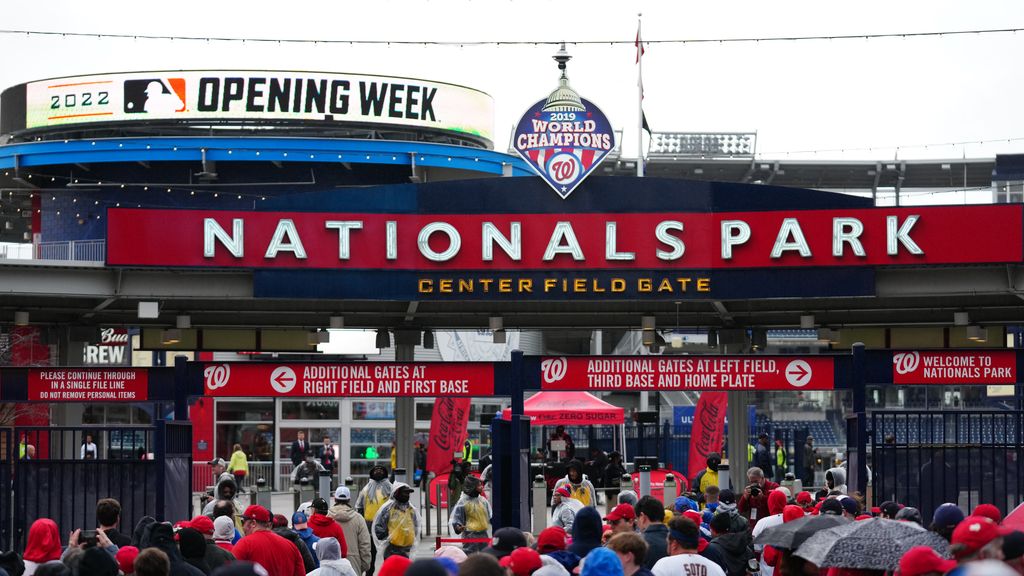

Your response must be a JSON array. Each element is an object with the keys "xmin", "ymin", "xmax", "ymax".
[
  {"xmin": 202, "ymin": 362, "xmax": 494, "ymax": 397},
  {"xmin": 687, "ymin": 392, "xmax": 728, "ymax": 479},
  {"xmin": 425, "ymin": 397, "xmax": 472, "ymax": 475},
  {"xmin": 892, "ymin": 350, "xmax": 1016, "ymax": 385},
  {"xmin": 540, "ymin": 356, "xmax": 834, "ymax": 391},
  {"xmin": 29, "ymin": 368, "xmax": 148, "ymax": 401}
]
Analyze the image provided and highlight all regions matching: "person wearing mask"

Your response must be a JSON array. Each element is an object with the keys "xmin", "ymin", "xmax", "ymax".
[
  {"xmin": 329, "ymin": 486, "xmax": 372, "ymax": 576},
  {"xmin": 186, "ymin": 516, "xmax": 233, "ymax": 572},
  {"xmin": 290, "ymin": 511, "xmax": 321, "ymax": 569},
  {"xmin": 553, "ymin": 460, "xmax": 597, "ymax": 508},
  {"xmin": 606, "ymin": 532, "xmax": 654, "ymax": 576},
  {"xmin": 306, "ymin": 537, "xmax": 358, "ymax": 576},
  {"xmin": 753, "ymin": 434, "xmax": 773, "ymax": 480},
  {"xmin": 550, "ymin": 486, "xmax": 583, "ymax": 532},
  {"xmin": 449, "ymin": 475, "xmax": 492, "ymax": 554},
  {"xmin": 97, "ymin": 498, "xmax": 133, "ymax": 547},
  {"xmin": 355, "ymin": 464, "xmax": 392, "ymax": 574},
  {"xmin": 371, "ymin": 483, "xmax": 420, "ymax": 559},
  {"xmin": 635, "ymin": 496, "xmax": 670, "ymax": 569},
  {"xmin": 651, "ymin": 517, "xmax": 725, "ymax": 576},
  {"xmin": 825, "ymin": 465, "xmax": 848, "ymax": 494},
  {"xmin": 703, "ymin": 485, "xmax": 721, "ymax": 513},
  {"xmin": 291, "ymin": 431, "xmax": 309, "ymax": 466},
  {"xmin": 803, "ymin": 436, "xmax": 817, "ymax": 487},
  {"xmin": 227, "ymin": 444, "xmax": 248, "ymax": 486},
  {"xmin": 308, "ymin": 498, "xmax": 348, "ymax": 559},
  {"xmin": 81, "ymin": 433, "xmax": 98, "ymax": 460},
  {"xmin": 692, "ymin": 453, "xmax": 722, "ymax": 505},
  {"xmin": 704, "ymin": 513, "xmax": 754, "ymax": 576},
  {"xmin": 233, "ymin": 505, "xmax": 305, "ymax": 576},
  {"xmin": 738, "ymin": 466, "xmax": 779, "ymax": 530}
]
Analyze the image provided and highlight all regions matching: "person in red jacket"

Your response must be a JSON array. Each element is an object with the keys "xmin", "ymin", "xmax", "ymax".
[
  {"xmin": 233, "ymin": 505, "xmax": 305, "ymax": 576},
  {"xmin": 738, "ymin": 467, "xmax": 780, "ymax": 530},
  {"xmin": 308, "ymin": 497, "xmax": 349, "ymax": 558}
]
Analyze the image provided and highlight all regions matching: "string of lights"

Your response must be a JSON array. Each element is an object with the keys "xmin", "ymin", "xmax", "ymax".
[{"xmin": 0, "ymin": 27, "xmax": 1022, "ymax": 46}]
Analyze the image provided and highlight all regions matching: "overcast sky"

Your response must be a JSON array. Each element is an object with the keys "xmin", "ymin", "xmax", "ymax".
[{"xmin": 3, "ymin": 0, "xmax": 1023, "ymax": 170}]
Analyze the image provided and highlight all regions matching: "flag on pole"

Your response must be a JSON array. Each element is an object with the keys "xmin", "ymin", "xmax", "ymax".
[{"xmin": 636, "ymin": 23, "xmax": 651, "ymax": 137}]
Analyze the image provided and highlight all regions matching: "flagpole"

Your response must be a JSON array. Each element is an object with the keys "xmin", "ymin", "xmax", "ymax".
[{"xmin": 637, "ymin": 13, "xmax": 644, "ymax": 177}]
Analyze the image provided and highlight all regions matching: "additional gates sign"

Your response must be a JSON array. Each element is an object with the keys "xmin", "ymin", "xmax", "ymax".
[
  {"xmin": 892, "ymin": 350, "xmax": 1016, "ymax": 384},
  {"xmin": 202, "ymin": 362, "xmax": 494, "ymax": 397},
  {"xmin": 540, "ymin": 356, "xmax": 834, "ymax": 391},
  {"xmin": 29, "ymin": 368, "xmax": 148, "ymax": 401}
]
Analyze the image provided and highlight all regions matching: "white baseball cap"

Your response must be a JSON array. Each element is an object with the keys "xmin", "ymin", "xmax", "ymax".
[{"xmin": 334, "ymin": 486, "xmax": 351, "ymax": 500}]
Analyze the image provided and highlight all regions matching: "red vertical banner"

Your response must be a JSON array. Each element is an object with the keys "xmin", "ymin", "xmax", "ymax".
[
  {"xmin": 687, "ymin": 392, "xmax": 728, "ymax": 480},
  {"xmin": 425, "ymin": 397, "xmax": 471, "ymax": 475}
]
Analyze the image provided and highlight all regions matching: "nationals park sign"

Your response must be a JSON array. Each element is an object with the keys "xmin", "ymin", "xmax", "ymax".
[{"xmin": 106, "ymin": 199, "xmax": 1024, "ymax": 301}]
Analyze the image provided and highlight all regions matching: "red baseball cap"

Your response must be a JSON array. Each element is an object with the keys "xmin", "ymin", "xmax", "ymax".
[
  {"xmin": 951, "ymin": 515, "xmax": 1014, "ymax": 558},
  {"xmin": 796, "ymin": 491, "xmax": 813, "ymax": 505},
  {"xmin": 783, "ymin": 505, "xmax": 804, "ymax": 523},
  {"xmin": 536, "ymin": 526, "xmax": 567, "ymax": 553},
  {"xmin": 555, "ymin": 486, "xmax": 571, "ymax": 498},
  {"xmin": 897, "ymin": 546, "xmax": 957, "ymax": 576},
  {"xmin": 189, "ymin": 516, "xmax": 214, "ymax": 536},
  {"xmin": 682, "ymin": 510, "xmax": 702, "ymax": 525},
  {"xmin": 242, "ymin": 505, "xmax": 271, "ymax": 523},
  {"xmin": 605, "ymin": 503, "xmax": 636, "ymax": 522},
  {"xmin": 973, "ymin": 504, "xmax": 1003, "ymax": 524},
  {"xmin": 500, "ymin": 548, "xmax": 542, "ymax": 576}
]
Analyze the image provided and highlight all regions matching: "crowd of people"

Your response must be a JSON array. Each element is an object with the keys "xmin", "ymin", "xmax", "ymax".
[{"xmin": 6, "ymin": 450, "xmax": 1024, "ymax": 576}]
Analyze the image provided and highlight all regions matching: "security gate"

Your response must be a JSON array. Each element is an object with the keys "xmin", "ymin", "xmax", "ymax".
[{"xmin": 871, "ymin": 410, "xmax": 1023, "ymax": 524}]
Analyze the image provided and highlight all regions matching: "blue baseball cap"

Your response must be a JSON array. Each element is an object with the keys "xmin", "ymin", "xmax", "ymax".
[{"xmin": 291, "ymin": 511, "xmax": 308, "ymax": 526}]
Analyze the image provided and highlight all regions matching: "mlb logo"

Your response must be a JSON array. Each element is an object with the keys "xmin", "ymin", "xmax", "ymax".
[{"xmin": 123, "ymin": 78, "xmax": 186, "ymax": 114}]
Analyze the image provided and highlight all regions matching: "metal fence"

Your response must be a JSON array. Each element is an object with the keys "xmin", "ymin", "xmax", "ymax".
[
  {"xmin": 871, "ymin": 410, "xmax": 1024, "ymax": 525},
  {"xmin": 36, "ymin": 240, "xmax": 106, "ymax": 262},
  {"xmin": 192, "ymin": 461, "xmax": 276, "ymax": 493}
]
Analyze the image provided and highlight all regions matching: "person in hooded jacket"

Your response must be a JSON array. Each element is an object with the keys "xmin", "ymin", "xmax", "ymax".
[
  {"xmin": 704, "ymin": 512, "xmax": 753, "ymax": 576},
  {"xmin": 308, "ymin": 498, "xmax": 349, "ymax": 559},
  {"xmin": 185, "ymin": 516, "xmax": 233, "ymax": 572},
  {"xmin": 212, "ymin": 517, "xmax": 235, "ymax": 553},
  {"xmin": 567, "ymin": 507, "xmax": 602, "ymax": 559},
  {"xmin": 355, "ymin": 464, "xmax": 392, "ymax": 574},
  {"xmin": 692, "ymin": 453, "xmax": 722, "ymax": 504},
  {"xmin": 306, "ymin": 537, "xmax": 357, "ymax": 576},
  {"xmin": 139, "ymin": 522, "xmax": 205, "ymax": 576},
  {"xmin": 23, "ymin": 519, "xmax": 62, "ymax": 576},
  {"xmin": 371, "ymin": 483, "xmax": 420, "ymax": 560},
  {"xmin": 750, "ymin": 489, "xmax": 789, "ymax": 576},
  {"xmin": 201, "ymin": 474, "xmax": 241, "ymax": 524},
  {"xmin": 550, "ymin": 486, "xmax": 583, "ymax": 532},
  {"xmin": 603, "ymin": 452, "xmax": 627, "ymax": 508},
  {"xmin": 176, "ymin": 528, "xmax": 211, "ymax": 575},
  {"xmin": 552, "ymin": 460, "xmax": 597, "ymax": 508},
  {"xmin": 825, "ymin": 466, "xmax": 848, "ymax": 494},
  {"xmin": 132, "ymin": 517, "xmax": 157, "ymax": 548},
  {"xmin": 289, "ymin": 512, "xmax": 320, "ymax": 569},
  {"xmin": 328, "ymin": 486, "xmax": 371, "ymax": 576},
  {"xmin": 449, "ymin": 475, "xmax": 491, "ymax": 554}
]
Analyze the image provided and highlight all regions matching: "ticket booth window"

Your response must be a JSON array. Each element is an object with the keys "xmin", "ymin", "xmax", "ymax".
[{"xmin": 282, "ymin": 400, "xmax": 340, "ymax": 420}]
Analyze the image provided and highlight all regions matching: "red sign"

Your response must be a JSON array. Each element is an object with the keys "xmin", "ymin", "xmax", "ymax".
[
  {"xmin": 29, "ymin": 369, "xmax": 148, "ymax": 401},
  {"xmin": 425, "ymin": 397, "xmax": 471, "ymax": 475},
  {"xmin": 202, "ymin": 362, "xmax": 494, "ymax": 397},
  {"xmin": 688, "ymin": 392, "xmax": 727, "ymax": 479},
  {"xmin": 106, "ymin": 205, "xmax": 1022, "ymax": 270},
  {"xmin": 540, "ymin": 356, "xmax": 835, "ymax": 391},
  {"xmin": 892, "ymin": 350, "xmax": 1016, "ymax": 385}
]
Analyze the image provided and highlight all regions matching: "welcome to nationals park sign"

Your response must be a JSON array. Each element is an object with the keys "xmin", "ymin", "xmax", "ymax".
[{"xmin": 104, "ymin": 177, "xmax": 1024, "ymax": 301}]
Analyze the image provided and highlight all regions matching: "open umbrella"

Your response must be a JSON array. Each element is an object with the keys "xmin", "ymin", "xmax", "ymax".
[
  {"xmin": 795, "ymin": 518, "xmax": 931, "ymax": 571},
  {"xmin": 753, "ymin": 514, "xmax": 851, "ymax": 550}
]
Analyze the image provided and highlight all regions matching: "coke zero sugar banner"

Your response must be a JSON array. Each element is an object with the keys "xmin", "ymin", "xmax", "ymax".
[
  {"xmin": 30, "ymin": 369, "xmax": 148, "ymax": 401},
  {"xmin": 202, "ymin": 362, "xmax": 494, "ymax": 397},
  {"xmin": 425, "ymin": 397, "xmax": 472, "ymax": 475},
  {"xmin": 892, "ymin": 350, "xmax": 1016, "ymax": 384},
  {"xmin": 687, "ymin": 392, "xmax": 728, "ymax": 480},
  {"xmin": 540, "ymin": 356, "xmax": 834, "ymax": 391}
]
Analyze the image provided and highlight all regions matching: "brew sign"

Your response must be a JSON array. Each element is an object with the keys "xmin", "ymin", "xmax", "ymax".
[{"xmin": 513, "ymin": 50, "xmax": 615, "ymax": 199}]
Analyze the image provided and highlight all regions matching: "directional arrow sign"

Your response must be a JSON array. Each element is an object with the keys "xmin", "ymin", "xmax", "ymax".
[
  {"xmin": 269, "ymin": 366, "xmax": 297, "ymax": 394},
  {"xmin": 785, "ymin": 359, "xmax": 813, "ymax": 387}
]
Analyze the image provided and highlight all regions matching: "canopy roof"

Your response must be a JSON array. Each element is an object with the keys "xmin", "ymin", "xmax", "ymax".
[{"xmin": 502, "ymin": 391, "xmax": 624, "ymax": 426}]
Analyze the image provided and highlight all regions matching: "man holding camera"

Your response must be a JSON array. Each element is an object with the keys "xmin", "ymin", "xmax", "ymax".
[{"xmin": 737, "ymin": 466, "xmax": 779, "ymax": 530}]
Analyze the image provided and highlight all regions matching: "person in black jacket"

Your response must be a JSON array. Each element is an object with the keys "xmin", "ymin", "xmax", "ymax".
[
  {"xmin": 754, "ymin": 434, "xmax": 774, "ymax": 480},
  {"xmin": 97, "ymin": 498, "xmax": 133, "ymax": 547},
  {"xmin": 603, "ymin": 451, "xmax": 627, "ymax": 509},
  {"xmin": 704, "ymin": 511, "xmax": 754, "ymax": 576},
  {"xmin": 635, "ymin": 496, "xmax": 669, "ymax": 569},
  {"xmin": 291, "ymin": 431, "xmax": 309, "ymax": 467}
]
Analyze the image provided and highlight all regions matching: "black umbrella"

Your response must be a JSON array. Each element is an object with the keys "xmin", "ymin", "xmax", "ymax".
[
  {"xmin": 795, "ymin": 518, "xmax": 930, "ymax": 570},
  {"xmin": 753, "ymin": 514, "xmax": 851, "ymax": 550}
]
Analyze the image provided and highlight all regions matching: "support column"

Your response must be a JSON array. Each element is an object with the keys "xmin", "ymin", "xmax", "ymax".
[
  {"xmin": 394, "ymin": 330, "xmax": 420, "ymax": 482},
  {"xmin": 726, "ymin": 391, "xmax": 750, "ymax": 490}
]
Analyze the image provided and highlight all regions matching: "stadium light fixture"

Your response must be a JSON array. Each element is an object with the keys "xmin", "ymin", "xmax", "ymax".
[
  {"xmin": 800, "ymin": 314, "xmax": 815, "ymax": 329},
  {"xmin": 953, "ymin": 311, "xmax": 969, "ymax": 326}
]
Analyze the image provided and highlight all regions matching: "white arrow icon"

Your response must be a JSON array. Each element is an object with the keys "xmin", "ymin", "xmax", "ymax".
[
  {"xmin": 270, "ymin": 366, "xmax": 297, "ymax": 394},
  {"xmin": 785, "ymin": 360, "xmax": 813, "ymax": 387}
]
